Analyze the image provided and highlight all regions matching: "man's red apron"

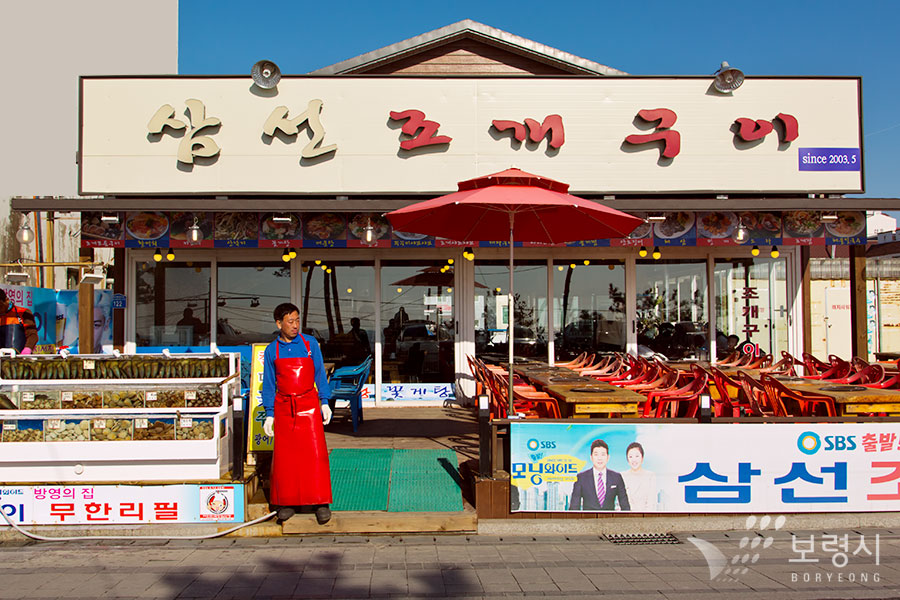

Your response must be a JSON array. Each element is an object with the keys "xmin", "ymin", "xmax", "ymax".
[{"xmin": 270, "ymin": 336, "xmax": 332, "ymax": 506}]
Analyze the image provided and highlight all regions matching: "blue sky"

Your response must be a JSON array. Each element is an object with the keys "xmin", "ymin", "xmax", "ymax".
[{"xmin": 180, "ymin": 0, "xmax": 900, "ymax": 202}]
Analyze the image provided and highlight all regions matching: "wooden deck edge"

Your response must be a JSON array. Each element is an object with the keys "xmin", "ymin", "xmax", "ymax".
[{"xmin": 282, "ymin": 510, "xmax": 477, "ymax": 535}]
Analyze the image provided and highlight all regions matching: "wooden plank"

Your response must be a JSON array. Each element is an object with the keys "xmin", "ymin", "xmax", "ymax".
[
  {"xmin": 801, "ymin": 246, "xmax": 813, "ymax": 356},
  {"xmin": 492, "ymin": 478, "xmax": 511, "ymax": 518},
  {"xmin": 282, "ymin": 510, "xmax": 477, "ymax": 534},
  {"xmin": 475, "ymin": 478, "xmax": 494, "ymax": 520},
  {"xmin": 850, "ymin": 245, "xmax": 868, "ymax": 359},
  {"xmin": 843, "ymin": 403, "xmax": 900, "ymax": 415}
]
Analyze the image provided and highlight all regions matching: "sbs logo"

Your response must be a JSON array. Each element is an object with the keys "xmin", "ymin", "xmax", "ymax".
[
  {"xmin": 527, "ymin": 439, "xmax": 540, "ymax": 451},
  {"xmin": 797, "ymin": 431, "xmax": 821, "ymax": 455}
]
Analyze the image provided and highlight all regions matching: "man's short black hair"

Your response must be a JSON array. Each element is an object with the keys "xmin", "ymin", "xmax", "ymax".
[
  {"xmin": 273, "ymin": 303, "xmax": 300, "ymax": 322},
  {"xmin": 590, "ymin": 439, "xmax": 609, "ymax": 454},
  {"xmin": 626, "ymin": 441, "xmax": 644, "ymax": 457}
]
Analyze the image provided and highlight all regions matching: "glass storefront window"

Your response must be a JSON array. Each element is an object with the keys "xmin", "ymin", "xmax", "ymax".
[
  {"xmin": 381, "ymin": 261, "xmax": 455, "ymax": 383},
  {"xmin": 714, "ymin": 258, "xmax": 788, "ymax": 359},
  {"xmin": 216, "ymin": 262, "xmax": 290, "ymax": 345},
  {"xmin": 474, "ymin": 260, "xmax": 548, "ymax": 361},
  {"xmin": 300, "ymin": 260, "xmax": 374, "ymax": 369},
  {"xmin": 636, "ymin": 259, "xmax": 707, "ymax": 360},
  {"xmin": 135, "ymin": 261, "xmax": 211, "ymax": 347},
  {"xmin": 553, "ymin": 260, "xmax": 625, "ymax": 360}
]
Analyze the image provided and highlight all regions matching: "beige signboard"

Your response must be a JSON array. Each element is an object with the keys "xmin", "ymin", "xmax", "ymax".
[{"xmin": 80, "ymin": 77, "xmax": 862, "ymax": 195}]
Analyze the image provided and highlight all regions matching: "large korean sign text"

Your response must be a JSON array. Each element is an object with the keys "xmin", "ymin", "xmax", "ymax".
[{"xmin": 80, "ymin": 77, "xmax": 862, "ymax": 195}]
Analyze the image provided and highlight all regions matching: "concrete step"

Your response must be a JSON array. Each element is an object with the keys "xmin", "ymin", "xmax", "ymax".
[{"xmin": 282, "ymin": 508, "xmax": 477, "ymax": 535}]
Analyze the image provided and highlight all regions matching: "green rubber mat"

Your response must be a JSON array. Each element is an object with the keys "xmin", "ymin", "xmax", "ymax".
[
  {"xmin": 329, "ymin": 449, "xmax": 392, "ymax": 511},
  {"xmin": 387, "ymin": 449, "xmax": 464, "ymax": 513},
  {"xmin": 327, "ymin": 448, "xmax": 464, "ymax": 512}
]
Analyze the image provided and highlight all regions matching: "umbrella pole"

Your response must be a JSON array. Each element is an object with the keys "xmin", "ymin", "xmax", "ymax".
[{"xmin": 508, "ymin": 213, "xmax": 515, "ymax": 418}]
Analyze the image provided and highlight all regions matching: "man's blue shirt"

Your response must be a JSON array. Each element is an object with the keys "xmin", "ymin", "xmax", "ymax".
[{"xmin": 261, "ymin": 333, "xmax": 332, "ymax": 418}]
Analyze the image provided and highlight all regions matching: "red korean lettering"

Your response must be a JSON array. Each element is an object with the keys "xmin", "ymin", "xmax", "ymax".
[
  {"xmin": 154, "ymin": 502, "xmax": 179, "ymax": 520},
  {"xmin": 85, "ymin": 502, "xmax": 112, "ymax": 521},
  {"xmin": 624, "ymin": 108, "xmax": 680, "ymax": 158},
  {"xmin": 119, "ymin": 502, "xmax": 144, "ymax": 520},
  {"xmin": 775, "ymin": 113, "xmax": 799, "ymax": 142},
  {"xmin": 735, "ymin": 118, "xmax": 774, "ymax": 141},
  {"xmin": 492, "ymin": 115, "xmax": 565, "ymax": 149},
  {"xmin": 862, "ymin": 433, "xmax": 878, "ymax": 452},
  {"xmin": 867, "ymin": 461, "xmax": 900, "ymax": 501},
  {"xmin": 50, "ymin": 503, "xmax": 76, "ymax": 521},
  {"xmin": 389, "ymin": 109, "xmax": 451, "ymax": 150}
]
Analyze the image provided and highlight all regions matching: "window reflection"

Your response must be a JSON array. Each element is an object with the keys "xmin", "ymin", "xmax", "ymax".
[
  {"xmin": 135, "ymin": 262, "xmax": 211, "ymax": 347},
  {"xmin": 714, "ymin": 258, "xmax": 787, "ymax": 359},
  {"xmin": 636, "ymin": 259, "xmax": 708, "ymax": 360},
  {"xmin": 216, "ymin": 262, "xmax": 290, "ymax": 345},
  {"xmin": 381, "ymin": 262, "xmax": 455, "ymax": 383},
  {"xmin": 474, "ymin": 260, "xmax": 548, "ymax": 360},
  {"xmin": 553, "ymin": 261, "xmax": 625, "ymax": 359},
  {"xmin": 301, "ymin": 261, "xmax": 374, "ymax": 369}
]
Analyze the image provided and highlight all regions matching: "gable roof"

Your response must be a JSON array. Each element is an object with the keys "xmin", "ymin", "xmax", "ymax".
[{"xmin": 310, "ymin": 19, "xmax": 627, "ymax": 76}]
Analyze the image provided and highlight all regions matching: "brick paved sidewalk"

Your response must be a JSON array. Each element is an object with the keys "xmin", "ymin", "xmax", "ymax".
[{"xmin": 0, "ymin": 529, "xmax": 897, "ymax": 599}]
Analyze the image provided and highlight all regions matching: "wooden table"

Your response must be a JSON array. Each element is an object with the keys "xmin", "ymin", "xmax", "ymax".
[
  {"xmin": 542, "ymin": 383, "xmax": 643, "ymax": 418},
  {"xmin": 780, "ymin": 379, "xmax": 900, "ymax": 416}
]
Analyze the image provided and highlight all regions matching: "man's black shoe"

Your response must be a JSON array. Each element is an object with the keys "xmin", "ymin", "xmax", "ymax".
[
  {"xmin": 315, "ymin": 506, "xmax": 331, "ymax": 525},
  {"xmin": 276, "ymin": 506, "xmax": 295, "ymax": 521}
]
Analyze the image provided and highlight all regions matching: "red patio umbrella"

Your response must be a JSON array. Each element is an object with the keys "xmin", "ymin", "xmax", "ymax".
[{"xmin": 386, "ymin": 168, "xmax": 644, "ymax": 415}]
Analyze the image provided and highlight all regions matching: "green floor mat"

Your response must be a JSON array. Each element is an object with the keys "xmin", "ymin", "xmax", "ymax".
[
  {"xmin": 387, "ymin": 449, "xmax": 464, "ymax": 512},
  {"xmin": 329, "ymin": 449, "xmax": 392, "ymax": 511}
]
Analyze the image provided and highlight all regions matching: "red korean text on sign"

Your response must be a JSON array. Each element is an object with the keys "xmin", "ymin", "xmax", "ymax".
[
  {"xmin": 734, "ymin": 113, "xmax": 799, "ymax": 144},
  {"xmin": 388, "ymin": 110, "xmax": 452, "ymax": 150},
  {"xmin": 624, "ymin": 108, "xmax": 680, "ymax": 158},
  {"xmin": 491, "ymin": 115, "xmax": 565, "ymax": 149}
]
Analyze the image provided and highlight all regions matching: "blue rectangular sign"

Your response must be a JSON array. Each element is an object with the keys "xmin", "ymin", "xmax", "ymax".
[{"xmin": 798, "ymin": 148, "xmax": 861, "ymax": 171}]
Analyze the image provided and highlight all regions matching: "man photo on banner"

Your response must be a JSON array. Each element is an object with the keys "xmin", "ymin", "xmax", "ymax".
[
  {"xmin": 261, "ymin": 303, "xmax": 334, "ymax": 524},
  {"xmin": 0, "ymin": 288, "xmax": 38, "ymax": 354},
  {"xmin": 568, "ymin": 439, "xmax": 630, "ymax": 511}
]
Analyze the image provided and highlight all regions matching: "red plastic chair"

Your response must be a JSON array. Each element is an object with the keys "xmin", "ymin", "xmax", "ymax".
[
  {"xmin": 709, "ymin": 366, "xmax": 750, "ymax": 417},
  {"xmin": 644, "ymin": 364, "xmax": 708, "ymax": 418},
  {"xmin": 580, "ymin": 354, "xmax": 621, "ymax": 377},
  {"xmin": 758, "ymin": 351, "xmax": 796, "ymax": 376},
  {"xmin": 743, "ymin": 353, "xmax": 773, "ymax": 370},
  {"xmin": 555, "ymin": 352, "xmax": 587, "ymax": 368},
  {"xmin": 802, "ymin": 352, "xmax": 831, "ymax": 377},
  {"xmin": 803, "ymin": 356, "xmax": 851, "ymax": 381},
  {"xmin": 829, "ymin": 364, "xmax": 884, "ymax": 386},
  {"xmin": 737, "ymin": 371, "xmax": 787, "ymax": 417},
  {"xmin": 760, "ymin": 374, "xmax": 837, "ymax": 417},
  {"xmin": 715, "ymin": 350, "xmax": 743, "ymax": 367}
]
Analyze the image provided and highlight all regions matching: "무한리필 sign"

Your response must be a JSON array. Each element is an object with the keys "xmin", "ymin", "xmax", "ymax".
[{"xmin": 510, "ymin": 422, "xmax": 900, "ymax": 513}]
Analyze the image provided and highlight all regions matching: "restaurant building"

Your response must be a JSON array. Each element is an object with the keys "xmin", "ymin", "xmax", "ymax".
[{"xmin": 12, "ymin": 19, "xmax": 894, "ymax": 414}]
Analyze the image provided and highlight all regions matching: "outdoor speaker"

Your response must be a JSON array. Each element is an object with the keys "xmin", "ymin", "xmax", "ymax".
[
  {"xmin": 251, "ymin": 60, "xmax": 281, "ymax": 89},
  {"xmin": 713, "ymin": 61, "xmax": 744, "ymax": 93}
]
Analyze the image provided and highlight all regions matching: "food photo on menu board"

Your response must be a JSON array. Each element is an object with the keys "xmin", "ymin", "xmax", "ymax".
[
  {"xmin": 824, "ymin": 211, "xmax": 867, "ymax": 244},
  {"xmin": 302, "ymin": 213, "xmax": 348, "ymax": 247},
  {"xmin": 782, "ymin": 210, "xmax": 825, "ymax": 239},
  {"xmin": 652, "ymin": 211, "xmax": 695, "ymax": 243},
  {"xmin": 124, "ymin": 212, "xmax": 169, "ymax": 247},
  {"xmin": 696, "ymin": 211, "xmax": 738, "ymax": 245},
  {"xmin": 259, "ymin": 212, "xmax": 303, "ymax": 248},
  {"xmin": 214, "ymin": 213, "xmax": 259, "ymax": 247},
  {"xmin": 736, "ymin": 211, "xmax": 783, "ymax": 242},
  {"xmin": 80, "ymin": 212, "xmax": 124, "ymax": 247},
  {"xmin": 168, "ymin": 212, "xmax": 214, "ymax": 247},
  {"xmin": 347, "ymin": 213, "xmax": 392, "ymax": 247}
]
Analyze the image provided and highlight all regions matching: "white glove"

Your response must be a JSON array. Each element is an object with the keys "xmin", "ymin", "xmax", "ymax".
[
  {"xmin": 263, "ymin": 416, "xmax": 274, "ymax": 438},
  {"xmin": 321, "ymin": 404, "xmax": 332, "ymax": 425}
]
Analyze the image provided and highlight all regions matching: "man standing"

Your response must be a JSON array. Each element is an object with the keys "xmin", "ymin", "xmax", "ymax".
[
  {"xmin": 261, "ymin": 303, "xmax": 334, "ymax": 524},
  {"xmin": 0, "ymin": 288, "xmax": 38, "ymax": 354},
  {"xmin": 568, "ymin": 439, "xmax": 630, "ymax": 511}
]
